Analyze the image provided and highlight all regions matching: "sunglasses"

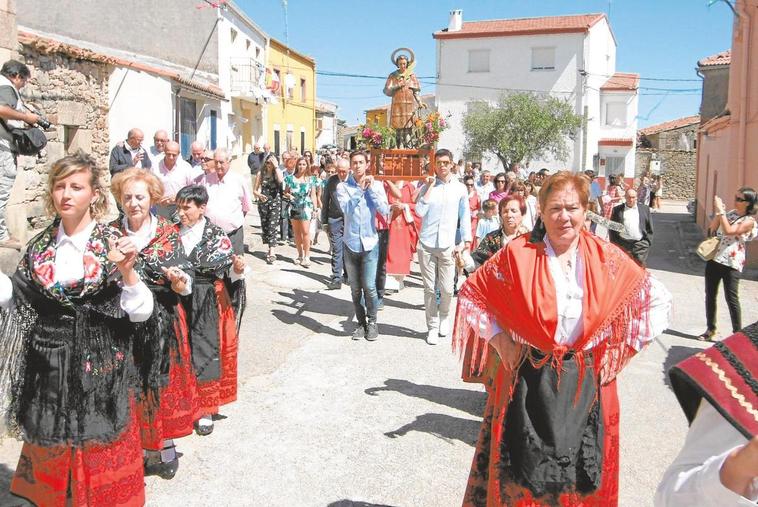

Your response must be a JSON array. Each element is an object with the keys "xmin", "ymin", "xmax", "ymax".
[
  {"xmin": 735, "ymin": 196, "xmax": 748, "ymax": 202},
  {"xmin": 465, "ymin": 183, "xmax": 474, "ymax": 187},
  {"xmin": 495, "ymin": 180, "xmax": 506, "ymax": 184}
]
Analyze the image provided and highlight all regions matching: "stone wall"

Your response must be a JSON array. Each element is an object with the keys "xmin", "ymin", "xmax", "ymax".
[
  {"xmin": 635, "ymin": 148, "xmax": 696, "ymax": 200},
  {"xmin": 16, "ymin": 42, "xmax": 110, "ymax": 230}
]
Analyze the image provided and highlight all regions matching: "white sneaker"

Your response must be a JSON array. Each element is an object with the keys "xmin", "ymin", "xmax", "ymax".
[
  {"xmin": 438, "ymin": 316, "xmax": 451, "ymax": 337},
  {"xmin": 426, "ymin": 328, "xmax": 439, "ymax": 345}
]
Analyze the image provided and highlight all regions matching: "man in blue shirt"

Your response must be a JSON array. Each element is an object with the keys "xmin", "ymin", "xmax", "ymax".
[
  {"xmin": 415, "ymin": 148, "xmax": 472, "ymax": 345},
  {"xmin": 336, "ymin": 150, "xmax": 389, "ymax": 341}
]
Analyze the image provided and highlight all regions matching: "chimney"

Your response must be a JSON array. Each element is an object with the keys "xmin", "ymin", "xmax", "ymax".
[{"xmin": 448, "ymin": 9, "xmax": 463, "ymax": 32}]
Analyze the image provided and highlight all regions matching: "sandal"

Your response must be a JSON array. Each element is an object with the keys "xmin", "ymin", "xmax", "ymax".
[
  {"xmin": 697, "ymin": 330, "xmax": 717, "ymax": 342},
  {"xmin": 266, "ymin": 254, "xmax": 275, "ymax": 264}
]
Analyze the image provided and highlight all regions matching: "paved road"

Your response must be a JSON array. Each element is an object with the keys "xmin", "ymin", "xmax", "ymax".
[{"xmin": 1, "ymin": 200, "xmax": 756, "ymax": 506}]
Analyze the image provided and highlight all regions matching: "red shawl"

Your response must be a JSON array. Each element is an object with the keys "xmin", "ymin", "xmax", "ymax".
[{"xmin": 454, "ymin": 230, "xmax": 651, "ymax": 386}]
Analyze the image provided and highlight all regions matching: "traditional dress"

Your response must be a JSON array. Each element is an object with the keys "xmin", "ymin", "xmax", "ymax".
[
  {"xmin": 385, "ymin": 181, "xmax": 419, "ymax": 276},
  {"xmin": 180, "ymin": 218, "xmax": 241, "ymax": 417},
  {"xmin": 0, "ymin": 220, "xmax": 155, "ymax": 507},
  {"xmin": 656, "ymin": 323, "xmax": 758, "ymax": 505},
  {"xmin": 453, "ymin": 230, "xmax": 671, "ymax": 506},
  {"xmin": 111, "ymin": 214, "xmax": 197, "ymax": 451}
]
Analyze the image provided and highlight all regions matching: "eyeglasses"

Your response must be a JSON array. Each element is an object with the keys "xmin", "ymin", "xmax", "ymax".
[
  {"xmin": 735, "ymin": 196, "xmax": 748, "ymax": 202},
  {"xmin": 465, "ymin": 183, "xmax": 474, "ymax": 187},
  {"xmin": 495, "ymin": 179, "xmax": 506, "ymax": 184}
]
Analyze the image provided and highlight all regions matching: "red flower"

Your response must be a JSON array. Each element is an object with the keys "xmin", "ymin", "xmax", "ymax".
[
  {"xmin": 83, "ymin": 253, "xmax": 103, "ymax": 282},
  {"xmin": 34, "ymin": 261, "xmax": 55, "ymax": 288},
  {"xmin": 90, "ymin": 240, "xmax": 106, "ymax": 255},
  {"xmin": 218, "ymin": 237, "xmax": 232, "ymax": 253}
]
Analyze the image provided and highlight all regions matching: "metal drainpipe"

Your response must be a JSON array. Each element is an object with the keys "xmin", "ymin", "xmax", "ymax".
[{"xmin": 737, "ymin": 0, "xmax": 751, "ymax": 187}]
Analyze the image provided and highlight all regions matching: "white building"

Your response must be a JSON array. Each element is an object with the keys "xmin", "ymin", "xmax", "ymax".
[
  {"xmin": 218, "ymin": 2, "xmax": 272, "ymax": 173},
  {"xmin": 315, "ymin": 100, "xmax": 338, "ymax": 149},
  {"xmin": 434, "ymin": 11, "xmax": 639, "ymax": 181}
]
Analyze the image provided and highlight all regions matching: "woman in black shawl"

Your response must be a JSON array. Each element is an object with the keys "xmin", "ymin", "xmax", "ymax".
[{"xmin": 0, "ymin": 152, "xmax": 155, "ymax": 506}]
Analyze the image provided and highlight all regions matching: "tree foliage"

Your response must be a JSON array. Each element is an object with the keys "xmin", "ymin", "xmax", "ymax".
[{"xmin": 462, "ymin": 92, "xmax": 583, "ymax": 170}]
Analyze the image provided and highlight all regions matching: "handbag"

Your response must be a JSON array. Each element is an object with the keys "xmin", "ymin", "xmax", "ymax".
[
  {"xmin": 0, "ymin": 118, "xmax": 47, "ymax": 156},
  {"xmin": 696, "ymin": 236, "xmax": 720, "ymax": 261}
]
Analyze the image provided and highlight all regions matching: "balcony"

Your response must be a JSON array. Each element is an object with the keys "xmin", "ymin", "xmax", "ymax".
[{"xmin": 229, "ymin": 57, "xmax": 271, "ymax": 102}]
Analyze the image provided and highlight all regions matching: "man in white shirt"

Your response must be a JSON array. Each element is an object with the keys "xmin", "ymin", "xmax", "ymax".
[
  {"xmin": 475, "ymin": 169, "xmax": 494, "ymax": 203},
  {"xmin": 415, "ymin": 148, "xmax": 472, "ymax": 345},
  {"xmin": 609, "ymin": 188, "xmax": 654, "ymax": 266},
  {"xmin": 147, "ymin": 129, "xmax": 169, "ymax": 167},
  {"xmin": 151, "ymin": 141, "xmax": 196, "ymax": 219},
  {"xmin": 198, "ymin": 147, "xmax": 252, "ymax": 255}
]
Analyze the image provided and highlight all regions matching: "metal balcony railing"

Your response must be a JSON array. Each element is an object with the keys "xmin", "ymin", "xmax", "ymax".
[{"xmin": 230, "ymin": 57, "xmax": 265, "ymax": 94}]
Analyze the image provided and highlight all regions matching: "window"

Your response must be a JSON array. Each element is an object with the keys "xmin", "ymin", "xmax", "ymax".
[
  {"xmin": 274, "ymin": 69, "xmax": 282, "ymax": 95},
  {"xmin": 230, "ymin": 28, "xmax": 238, "ymax": 43},
  {"xmin": 605, "ymin": 156, "xmax": 625, "ymax": 175},
  {"xmin": 274, "ymin": 130, "xmax": 280, "ymax": 155},
  {"xmin": 531, "ymin": 47, "xmax": 555, "ymax": 71},
  {"xmin": 63, "ymin": 126, "xmax": 78, "ymax": 154},
  {"xmin": 245, "ymin": 40, "xmax": 251, "ymax": 51},
  {"xmin": 210, "ymin": 110, "xmax": 217, "ymax": 150},
  {"xmin": 605, "ymin": 102, "xmax": 627, "ymax": 127},
  {"xmin": 256, "ymin": 47, "xmax": 261, "ymax": 59},
  {"xmin": 468, "ymin": 50, "xmax": 490, "ymax": 73},
  {"xmin": 286, "ymin": 129, "xmax": 293, "ymax": 151},
  {"xmin": 300, "ymin": 131, "xmax": 306, "ymax": 154},
  {"xmin": 300, "ymin": 78, "xmax": 306, "ymax": 102},
  {"xmin": 179, "ymin": 98, "xmax": 197, "ymax": 158}
]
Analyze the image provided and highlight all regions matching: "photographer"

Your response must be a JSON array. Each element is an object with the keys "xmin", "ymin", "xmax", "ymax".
[{"xmin": 0, "ymin": 60, "xmax": 40, "ymax": 250}]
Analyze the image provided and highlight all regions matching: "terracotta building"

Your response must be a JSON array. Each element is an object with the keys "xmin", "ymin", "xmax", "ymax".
[{"xmin": 695, "ymin": 0, "xmax": 758, "ymax": 267}]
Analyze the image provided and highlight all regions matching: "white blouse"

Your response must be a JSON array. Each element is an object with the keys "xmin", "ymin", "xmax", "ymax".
[
  {"xmin": 0, "ymin": 221, "xmax": 154, "ymax": 323},
  {"xmin": 655, "ymin": 399, "xmax": 758, "ymax": 506},
  {"xmin": 480, "ymin": 237, "xmax": 672, "ymax": 350}
]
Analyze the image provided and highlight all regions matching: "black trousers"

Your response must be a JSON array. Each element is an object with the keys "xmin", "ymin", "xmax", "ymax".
[
  {"xmin": 375, "ymin": 229, "xmax": 389, "ymax": 302},
  {"xmin": 705, "ymin": 259, "xmax": 742, "ymax": 333},
  {"xmin": 615, "ymin": 237, "xmax": 650, "ymax": 266},
  {"xmin": 227, "ymin": 226, "xmax": 245, "ymax": 256}
]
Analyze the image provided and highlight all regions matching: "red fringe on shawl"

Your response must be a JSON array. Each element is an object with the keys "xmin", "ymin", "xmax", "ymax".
[
  {"xmin": 195, "ymin": 280, "xmax": 239, "ymax": 417},
  {"xmin": 11, "ymin": 401, "xmax": 144, "ymax": 507},
  {"xmin": 139, "ymin": 303, "xmax": 198, "ymax": 450},
  {"xmin": 452, "ymin": 232, "xmax": 653, "ymax": 506}
]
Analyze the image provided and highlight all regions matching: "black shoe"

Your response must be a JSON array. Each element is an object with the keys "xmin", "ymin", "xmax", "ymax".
[
  {"xmin": 377, "ymin": 300, "xmax": 385, "ymax": 311},
  {"xmin": 365, "ymin": 322, "xmax": 379, "ymax": 341},
  {"xmin": 327, "ymin": 280, "xmax": 341, "ymax": 290},
  {"xmin": 352, "ymin": 324, "xmax": 366, "ymax": 340},
  {"xmin": 144, "ymin": 458, "xmax": 179, "ymax": 480}
]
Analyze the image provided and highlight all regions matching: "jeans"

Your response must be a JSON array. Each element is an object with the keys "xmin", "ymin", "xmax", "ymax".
[
  {"xmin": 327, "ymin": 217, "xmax": 347, "ymax": 283},
  {"xmin": 375, "ymin": 229, "xmax": 389, "ymax": 302},
  {"xmin": 417, "ymin": 243, "xmax": 456, "ymax": 330},
  {"xmin": 0, "ymin": 150, "xmax": 17, "ymax": 239},
  {"xmin": 705, "ymin": 259, "xmax": 742, "ymax": 332},
  {"xmin": 343, "ymin": 243, "xmax": 379, "ymax": 326}
]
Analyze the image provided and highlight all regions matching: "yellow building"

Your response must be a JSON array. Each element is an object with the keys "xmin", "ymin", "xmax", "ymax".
[
  {"xmin": 266, "ymin": 38, "xmax": 316, "ymax": 155},
  {"xmin": 365, "ymin": 94, "xmax": 437, "ymax": 127}
]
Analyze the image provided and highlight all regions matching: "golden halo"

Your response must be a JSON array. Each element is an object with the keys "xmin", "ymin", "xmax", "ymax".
[{"xmin": 391, "ymin": 48, "xmax": 415, "ymax": 66}]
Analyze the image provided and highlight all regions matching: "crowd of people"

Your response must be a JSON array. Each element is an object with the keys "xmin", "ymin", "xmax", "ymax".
[{"xmin": 0, "ymin": 59, "xmax": 756, "ymax": 506}]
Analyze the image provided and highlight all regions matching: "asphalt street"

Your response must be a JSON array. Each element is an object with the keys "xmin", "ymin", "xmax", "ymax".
[{"xmin": 1, "ymin": 200, "xmax": 756, "ymax": 506}]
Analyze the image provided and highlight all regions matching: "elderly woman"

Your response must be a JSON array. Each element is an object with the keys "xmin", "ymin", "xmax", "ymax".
[
  {"xmin": 0, "ymin": 153, "xmax": 154, "ymax": 506},
  {"xmin": 472, "ymin": 195, "xmax": 530, "ymax": 269},
  {"xmin": 174, "ymin": 185, "xmax": 245, "ymax": 437},
  {"xmin": 110, "ymin": 168, "xmax": 196, "ymax": 480},
  {"xmin": 700, "ymin": 187, "xmax": 758, "ymax": 341},
  {"xmin": 454, "ymin": 172, "xmax": 671, "ymax": 506}
]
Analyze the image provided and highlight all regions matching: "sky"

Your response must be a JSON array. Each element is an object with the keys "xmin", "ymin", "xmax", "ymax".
[{"xmin": 237, "ymin": 0, "xmax": 734, "ymax": 129}]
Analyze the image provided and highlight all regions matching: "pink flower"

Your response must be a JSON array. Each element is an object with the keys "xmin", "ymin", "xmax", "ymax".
[
  {"xmin": 85, "ymin": 361, "xmax": 92, "ymax": 373},
  {"xmin": 115, "ymin": 351, "xmax": 124, "ymax": 361},
  {"xmin": 218, "ymin": 237, "xmax": 232, "ymax": 253},
  {"xmin": 34, "ymin": 261, "xmax": 55, "ymax": 288},
  {"xmin": 83, "ymin": 253, "xmax": 102, "ymax": 282}
]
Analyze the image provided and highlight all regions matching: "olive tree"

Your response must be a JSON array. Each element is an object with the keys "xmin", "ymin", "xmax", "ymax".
[{"xmin": 462, "ymin": 92, "xmax": 583, "ymax": 170}]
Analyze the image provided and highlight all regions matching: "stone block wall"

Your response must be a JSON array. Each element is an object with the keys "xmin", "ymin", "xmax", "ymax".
[
  {"xmin": 635, "ymin": 148, "xmax": 696, "ymax": 200},
  {"xmin": 15, "ymin": 43, "xmax": 110, "ymax": 230}
]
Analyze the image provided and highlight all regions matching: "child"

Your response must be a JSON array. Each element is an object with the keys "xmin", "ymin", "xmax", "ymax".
[{"xmin": 476, "ymin": 199, "xmax": 500, "ymax": 241}]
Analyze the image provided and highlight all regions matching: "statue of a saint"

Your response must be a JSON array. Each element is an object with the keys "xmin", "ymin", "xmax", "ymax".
[{"xmin": 384, "ymin": 48, "xmax": 425, "ymax": 148}]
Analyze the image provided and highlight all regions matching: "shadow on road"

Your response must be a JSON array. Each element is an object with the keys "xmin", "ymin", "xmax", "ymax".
[
  {"xmin": 661, "ymin": 344, "xmax": 705, "ymax": 390},
  {"xmin": 273, "ymin": 289, "xmax": 422, "ymax": 339},
  {"xmin": 384, "ymin": 412, "xmax": 481, "ymax": 446},
  {"xmin": 646, "ymin": 212, "xmax": 705, "ymax": 276},
  {"xmin": 365, "ymin": 379, "xmax": 487, "ymax": 418},
  {"xmin": 0, "ymin": 462, "xmax": 33, "ymax": 507},
  {"xmin": 327, "ymin": 501, "xmax": 398, "ymax": 507}
]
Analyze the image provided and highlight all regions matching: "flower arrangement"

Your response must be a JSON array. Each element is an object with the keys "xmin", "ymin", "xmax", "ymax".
[{"xmin": 359, "ymin": 112, "xmax": 449, "ymax": 150}]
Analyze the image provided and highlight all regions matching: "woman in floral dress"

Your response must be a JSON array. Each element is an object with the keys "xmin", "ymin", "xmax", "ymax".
[
  {"xmin": 110, "ymin": 167, "xmax": 196, "ymax": 480},
  {"xmin": 1, "ymin": 152, "xmax": 155, "ymax": 506},
  {"xmin": 284, "ymin": 157, "xmax": 318, "ymax": 267},
  {"xmin": 253, "ymin": 154, "xmax": 283, "ymax": 264}
]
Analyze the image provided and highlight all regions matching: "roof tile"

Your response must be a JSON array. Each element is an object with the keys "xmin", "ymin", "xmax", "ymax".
[
  {"xmin": 434, "ymin": 13, "xmax": 606, "ymax": 39},
  {"xmin": 638, "ymin": 115, "xmax": 701, "ymax": 136},
  {"xmin": 600, "ymin": 72, "xmax": 639, "ymax": 91},
  {"xmin": 698, "ymin": 50, "xmax": 731, "ymax": 67}
]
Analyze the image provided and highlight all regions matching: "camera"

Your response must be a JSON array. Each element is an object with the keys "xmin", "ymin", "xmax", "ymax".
[{"xmin": 36, "ymin": 117, "xmax": 51, "ymax": 130}]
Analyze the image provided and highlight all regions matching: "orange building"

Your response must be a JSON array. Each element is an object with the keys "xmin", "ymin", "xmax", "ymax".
[{"xmin": 695, "ymin": 0, "xmax": 758, "ymax": 266}]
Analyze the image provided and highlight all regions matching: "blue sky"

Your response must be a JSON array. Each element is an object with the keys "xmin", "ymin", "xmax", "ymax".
[{"xmin": 238, "ymin": 0, "xmax": 734, "ymax": 128}]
